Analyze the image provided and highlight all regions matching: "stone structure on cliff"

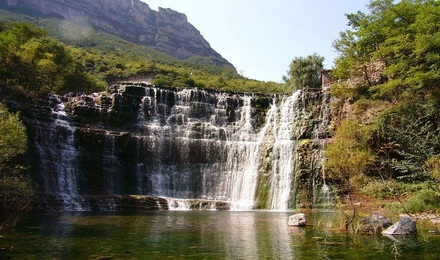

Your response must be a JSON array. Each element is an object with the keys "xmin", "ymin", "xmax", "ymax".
[
  {"xmin": 1, "ymin": 0, "xmax": 231, "ymax": 66},
  {"xmin": 14, "ymin": 83, "xmax": 332, "ymax": 211}
]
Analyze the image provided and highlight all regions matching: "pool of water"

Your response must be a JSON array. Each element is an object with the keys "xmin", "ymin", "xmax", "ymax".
[{"xmin": 1, "ymin": 211, "xmax": 440, "ymax": 259}]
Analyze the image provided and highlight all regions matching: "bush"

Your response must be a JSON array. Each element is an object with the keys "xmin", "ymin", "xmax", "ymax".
[
  {"xmin": 404, "ymin": 189, "xmax": 440, "ymax": 213},
  {"xmin": 0, "ymin": 176, "xmax": 35, "ymax": 230},
  {"xmin": 360, "ymin": 180, "xmax": 401, "ymax": 199},
  {"xmin": 0, "ymin": 103, "xmax": 35, "ymax": 230}
]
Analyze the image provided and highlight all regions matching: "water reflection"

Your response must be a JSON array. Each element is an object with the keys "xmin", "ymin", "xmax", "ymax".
[{"xmin": 1, "ymin": 211, "xmax": 440, "ymax": 259}]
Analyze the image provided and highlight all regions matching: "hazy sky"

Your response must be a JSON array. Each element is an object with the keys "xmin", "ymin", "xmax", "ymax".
[{"xmin": 142, "ymin": 0, "xmax": 370, "ymax": 82}]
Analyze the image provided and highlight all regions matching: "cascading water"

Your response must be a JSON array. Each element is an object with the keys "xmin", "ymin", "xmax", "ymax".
[
  {"xmin": 25, "ymin": 84, "xmax": 331, "ymax": 211},
  {"xmin": 267, "ymin": 92, "xmax": 301, "ymax": 211},
  {"xmin": 32, "ymin": 96, "xmax": 88, "ymax": 211},
  {"xmin": 226, "ymin": 95, "xmax": 272, "ymax": 210},
  {"xmin": 311, "ymin": 91, "xmax": 333, "ymax": 208}
]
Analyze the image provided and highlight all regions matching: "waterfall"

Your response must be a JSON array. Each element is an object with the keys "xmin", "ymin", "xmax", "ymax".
[
  {"xmin": 312, "ymin": 91, "xmax": 333, "ymax": 208},
  {"xmin": 32, "ymin": 96, "xmax": 88, "ymax": 211},
  {"xmin": 267, "ymin": 92, "xmax": 301, "ymax": 211},
  {"xmin": 26, "ymin": 84, "xmax": 331, "ymax": 211},
  {"xmin": 227, "ymin": 95, "xmax": 272, "ymax": 210}
]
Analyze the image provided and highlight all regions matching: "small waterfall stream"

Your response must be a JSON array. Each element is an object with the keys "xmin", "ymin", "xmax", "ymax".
[
  {"xmin": 268, "ymin": 92, "xmax": 301, "ymax": 211},
  {"xmin": 32, "ymin": 97, "xmax": 89, "ymax": 210},
  {"xmin": 26, "ymin": 85, "xmax": 331, "ymax": 211}
]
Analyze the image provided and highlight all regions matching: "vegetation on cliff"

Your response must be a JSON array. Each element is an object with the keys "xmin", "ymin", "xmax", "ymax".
[
  {"xmin": 0, "ymin": 21, "xmax": 103, "ymax": 93},
  {"xmin": 327, "ymin": 0, "xmax": 440, "ymax": 215},
  {"xmin": 283, "ymin": 53, "xmax": 324, "ymax": 91},
  {"xmin": 0, "ymin": 10, "xmax": 284, "ymax": 94}
]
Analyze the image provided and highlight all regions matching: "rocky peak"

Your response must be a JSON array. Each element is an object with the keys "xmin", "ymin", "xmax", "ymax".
[{"xmin": 2, "ymin": 0, "xmax": 232, "ymax": 67}]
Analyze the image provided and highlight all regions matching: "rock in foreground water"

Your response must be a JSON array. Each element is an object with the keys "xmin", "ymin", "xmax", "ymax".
[
  {"xmin": 288, "ymin": 213, "xmax": 307, "ymax": 227},
  {"xmin": 357, "ymin": 211, "xmax": 392, "ymax": 234},
  {"xmin": 382, "ymin": 217, "xmax": 417, "ymax": 235}
]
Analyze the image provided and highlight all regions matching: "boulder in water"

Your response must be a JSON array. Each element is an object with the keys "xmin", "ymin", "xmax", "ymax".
[
  {"xmin": 357, "ymin": 211, "xmax": 392, "ymax": 234},
  {"xmin": 382, "ymin": 217, "xmax": 417, "ymax": 235},
  {"xmin": 288, "ymin": 213, "xmax": 307, "ymax": 227}
]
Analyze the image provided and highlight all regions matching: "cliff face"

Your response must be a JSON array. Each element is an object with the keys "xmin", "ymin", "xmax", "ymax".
[
  {"xmin": 2, "ymin": 0, "xmax": 231, "ymax": 66},
  {"xmin": 13, "ymin": 84, "xmax": 332, "ymax": 211}
]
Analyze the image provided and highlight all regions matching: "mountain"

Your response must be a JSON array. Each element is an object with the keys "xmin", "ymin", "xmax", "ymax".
[{"xmin": 1, "ymin": 0, "xmax": 232, "ymax": 67}]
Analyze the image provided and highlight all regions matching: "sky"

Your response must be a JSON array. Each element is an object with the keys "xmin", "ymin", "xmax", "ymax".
[{"xmin": 142, "ymin": 0, "xmax": 371, "ymax": 82}]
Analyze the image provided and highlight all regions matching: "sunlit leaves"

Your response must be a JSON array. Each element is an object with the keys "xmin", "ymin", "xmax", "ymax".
[
  {"xmin": 333, "ymin": 0, "xmax": 440, "ymax": 101},
  {"xmin": 0, "ymin": 22, "xmax": 103, "ymax": 93},
  {"xmin": 283, "ymin": 53, "xmax": 324, "ymax": 91},
  {"xmin": 325, "ymin": 120, "xmax": 375, "ymax": 188},
  {"xmin": 0, "ymin": 104, "xmax": 27, "ymax": 168}
]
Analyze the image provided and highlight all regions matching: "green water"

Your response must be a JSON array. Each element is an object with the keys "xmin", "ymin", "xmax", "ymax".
[{"xmin": 1, "ymin": 211, "xmax": 440, "ymax": 259}]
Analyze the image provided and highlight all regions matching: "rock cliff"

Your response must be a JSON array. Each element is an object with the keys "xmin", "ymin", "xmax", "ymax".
[
  {"xmin": 3, "ymin": 84, "xmax": 331, "ymax": 211},
  {"xmin": 1, "ymin": 0, "xmax": 231, "ymax": 66}
]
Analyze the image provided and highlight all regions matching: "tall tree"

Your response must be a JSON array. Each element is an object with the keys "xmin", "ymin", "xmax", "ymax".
[
  {"xmin": 0, "ymin": 22, "xmax": 102, "ymax": 94},
  {"xmin": 283, "ymin": 53, "xmax": 324, "ymax": 91},
  {"xmin": 0, "ymin": 103, "xmax": 35, "ymax": 230},
  {"xmin": 332, "ymin": 0, "xmax": 440, "ymax": 101},
  {"xmin": 331, "ymin": 0, "xmax": 440, "ymax": 184}
]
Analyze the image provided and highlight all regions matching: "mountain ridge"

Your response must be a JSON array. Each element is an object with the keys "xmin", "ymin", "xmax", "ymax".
[{"xmin": 1, "ymin": 0, "xmax": 232, "ymax": 67}]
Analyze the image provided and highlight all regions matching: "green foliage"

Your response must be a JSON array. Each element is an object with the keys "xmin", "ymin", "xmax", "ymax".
[
  {"xmin": 0, "ymin": 175, "xmax": 35, "ymax": 230},
  {"xmin": 0, "ymin": 103, "xmax": 27, "ymax": 167},
  {"xmin": 404, "ymin": 189, "xmax": 440, "ymax": 213},
  {"xmin": 0, "ymin": 21, "xmax": 103, "ymax": 93},
  {"xmin": 0, "ymin": 103, "xmax": 35, "ymax": 230},
  {"xmin": 330, "ymin": 0, "xmax": 440, "ymax": 201},
  {"xmin": 325, "ymin": 119, "xmax": 375, "ymax": 190},
  {"xmin": 425, "ymin": 155, "xmax": 440, "ymax": 188},
  {"xmin": 283, "ymin": 53, "xmax": 324, "ymax": 91},
  {"xmin": 360, "ymin": 179, "xmax": 425, "ymax": 199},
  {"xmin": 377, "ymin": 100, "xmax": 440, "ymax": 181},
  {"xmin": 333, "ymin": 0, "xmax": 440, "ymax": 102}
]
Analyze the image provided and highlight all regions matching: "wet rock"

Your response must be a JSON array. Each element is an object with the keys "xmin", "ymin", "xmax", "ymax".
[
  {"xmin": 288, "ymin": 213, "xmax": 307, "ymax": 227},
  {"xmin": 382, "ymin": 217, "xmax": 417, "ymax": 235},
  {"xmin": 357, "ymin": 211, "xmax": 392, "ymax": 234}
]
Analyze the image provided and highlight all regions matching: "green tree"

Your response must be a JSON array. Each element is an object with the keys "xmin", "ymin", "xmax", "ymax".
[
  {"xmin": 0, "ymin": 103, "xmax": 35, "ymax": 230},
  {"xmin": 325, "ymin": 119, "xmax": 375, "ymax": 230},
  {"xmin": 377, "ymin": 101, "xmax": 440, "ymax": 181},
  {"xmin": 331, "ymin": 0, "xmax": 440, "ymax": 188},
  {"xmin": 283, "ymin": 53, "xmax": 324, "ymax": 91},
  {"xmin": 0, "ymin": 22, "xmax": 103, "ymax": 94},
  {"xmin": 0, "ymin": 104, "xmax": 27, "ymax": 166},
  {"xmin": 332, "ymin": 0, "xmax": 440, "ymax": 101},
  {"xmin": 326, "ymin": 120, "xmax": 375, "ymax": 190}
]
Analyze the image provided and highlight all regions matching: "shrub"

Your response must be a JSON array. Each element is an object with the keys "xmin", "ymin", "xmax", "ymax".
[
  {"xmin": 0, "ymin": 176, "xmax": 35, "ymax": 230},
  {"xmin": 404, "ymin": 189, "xmax": 440, "ymax": 213}
]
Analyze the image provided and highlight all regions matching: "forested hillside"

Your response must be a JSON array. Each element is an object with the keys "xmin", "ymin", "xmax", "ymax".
[
  {"xmin": 326, "ymin": 0, "xmax": 440, "ymax": 214},
  {"xmin": 0, "ymin": 10, "xmax": 283, "ymax": 94}
]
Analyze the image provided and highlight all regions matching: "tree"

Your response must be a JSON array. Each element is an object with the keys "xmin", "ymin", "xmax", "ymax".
[
  {"xmin": 0, "ymin": 104, "xmax": 27, "ymax": 166},
  {"xmin": 0, "ymin": 22, "xmax": 103, "ymax": 94},
  {"xmin": 332, "ymin": 0, "xmax": 440, "ymax": 101},
  {"xmin": 377, "ymin": 100, "xmax": 440, "ymax": 181},
  {"xmin": 326, "ymin": 119, "xmax": 375, "ymax": 189},
  {"xmin": 331, "ymin": 0, "xmax": 440, "ymax": 192},
  {"xmin": 283, "ymin": 53, "xmax": 324, "ymax": 91},
  {"xmin": 325, "ymin": 119, "xmax": 375, "ymax": 230},
  {"xmin": 0, "ymin": 103, "xmax": 35, "ymax": 230}
]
